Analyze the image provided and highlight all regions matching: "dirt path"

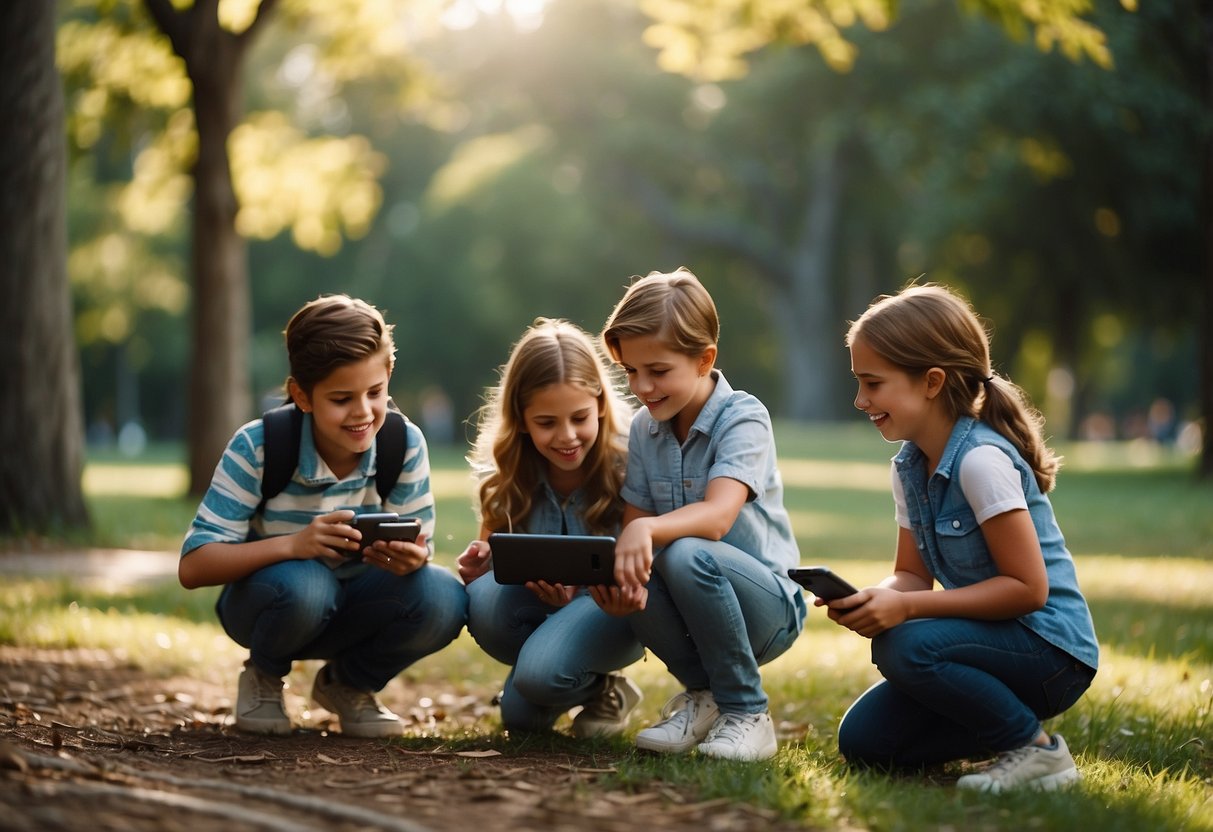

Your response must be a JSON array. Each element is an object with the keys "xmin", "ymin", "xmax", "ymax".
[{"xmin": 0, "ymin": 646, "xmax": 808, "ymax": 832}]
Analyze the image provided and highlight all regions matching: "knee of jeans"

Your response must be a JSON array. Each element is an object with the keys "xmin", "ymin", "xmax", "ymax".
[
  {"xmin": 837, "ymin": 709, "xmax": 890, "ymax": 768},
  {"xmin": 870, "ymin": 625, "xmax": 929, "ymax": 684},
  {"xmin": 512, "ymin": 662, "xmax": 579, "ymax": 706},
  {"xmin": 654, "ymin": 538, "xmax": 718, "ymax": 584}
]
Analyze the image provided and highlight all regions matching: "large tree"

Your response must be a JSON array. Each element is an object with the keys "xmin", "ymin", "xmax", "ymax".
[
  {"xmin": 62, "ymin": 0, "xmax": 425, "ymax": 494},
  {"xmin": 0, "ymin": 3, "xmax": 90, "ymax": 533}
]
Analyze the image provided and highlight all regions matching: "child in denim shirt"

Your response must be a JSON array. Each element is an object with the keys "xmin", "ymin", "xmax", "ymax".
[
  {"xmin": 832, "ymin": 283, "xmax": 1098, "ymax": 792},
  {"xmin": 601, "ymin": 267, "xmax": 806, "ymax": 761}
]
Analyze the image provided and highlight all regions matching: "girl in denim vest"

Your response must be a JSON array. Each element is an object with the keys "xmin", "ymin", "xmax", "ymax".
[
  {"xmin": 601, "ymin": 268, "xmax": 806, "ymax": 762},
  {"xmin": 457, "ymin": 318, "xmax": 645, "ymax": 736},
  {"xmin": 831, "ymin": 283, "xmax": 1099, "ymax": 792}
]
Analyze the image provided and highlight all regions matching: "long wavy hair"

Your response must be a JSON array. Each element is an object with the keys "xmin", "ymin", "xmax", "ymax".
[
  {"xmin": 468, "ymin": 318, "xmax": 632, "ymax": 534},
  {"xmin": 847, "ymin": 283, "xmax": 1061, "ymax": 493}
]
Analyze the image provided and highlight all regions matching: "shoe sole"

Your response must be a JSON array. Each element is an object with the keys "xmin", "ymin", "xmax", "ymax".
[
  {"xmin": 235, "ymin": 717, "xmax": 293, "ymax": 735},
  {"xmin": 958, "ymin": 765, "xmax": 1081, "ymax": 793},
  {"xmin": 635, "ymin": 735, "xmax": 700, "ymax": 754},
  {"xmin": 696, "ymin": 740, "xmax": 778, "ymax": 761}
]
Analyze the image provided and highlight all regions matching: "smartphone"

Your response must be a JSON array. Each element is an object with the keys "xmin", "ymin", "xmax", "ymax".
[
  {"xmin": 350, "ymin": 513, "xmax": 421, "ymax": 555},
  {"xmin": 787, "ymin": 566, "xmax": 859, "ymax": 602}
]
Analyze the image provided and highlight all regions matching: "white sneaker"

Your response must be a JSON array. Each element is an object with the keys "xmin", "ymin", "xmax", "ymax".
[
  {"xmin": 697, "ymin": 711, "xmax": 778, "ymax": 761},
  {"xmin": 312, "ymin": 664, "xmax": 405, "ymax": 739},
  {"xmin": 235, "ymin": 660, "xmax": 292, "ymax": 735},
  {"xmin": 956, "ymin": 734, "xmax": 1081, "ymax": 793},
  {"xmin": 572, "ymin": 673, "xmax": 643, "ymax": 738},
  {"xmin": 635, "ymin": 689, "xmax": 719, "ymax": 754}
]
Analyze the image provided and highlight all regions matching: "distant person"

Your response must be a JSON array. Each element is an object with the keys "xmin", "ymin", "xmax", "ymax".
[
  {"xmin": 830, "ymin": 283, "xmax": 1099, "ymax": 792},
  {"xmin": 457, "ymin": 318, "xmax": 645, "ymax": 736},
  {"xmin": 600, "ymin": 268, "xmax": 805, "ymax": 762},
  {"xmin": 180, "ymin": 295, "xmax": 467, "ymax": 737}
]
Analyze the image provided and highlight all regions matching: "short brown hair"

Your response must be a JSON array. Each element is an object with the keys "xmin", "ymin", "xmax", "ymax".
[
  {"xmin": 283, "ymin": 295, "xmax": 396, "ymax": 394},
  {"xmin": 601, "ymin": 267, "xmax": 719, "ymax": 363}
]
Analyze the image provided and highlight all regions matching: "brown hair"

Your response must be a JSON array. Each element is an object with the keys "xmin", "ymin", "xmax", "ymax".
[
  {"xmin": 601, "ymin": 267, "xmax": 719, "ymax": 362},
  {"xmin": 283, "ymin": 295, "xmax": 396, "ymax": 395},
  {"xmin": 846, "ymin": 283, "xmax": 1061, "ymax": 492},
  {"xmin": 469, "ymin": 318, "xmax": 631, "ymax": 535}
]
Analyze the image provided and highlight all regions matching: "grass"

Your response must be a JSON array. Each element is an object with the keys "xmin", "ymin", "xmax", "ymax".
[{"xmin": 3, "ymin": 423, "xmax": 1212, "ymax": 831}]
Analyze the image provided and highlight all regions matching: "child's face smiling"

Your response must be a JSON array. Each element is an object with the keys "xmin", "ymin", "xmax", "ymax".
[
  {"xmin": 850, "ymin": 336, "xmax": 935, "ymax": 445},
  {"xmin": 521, "ymin": 382, "xmax": 603, "ymax": 493},
  {"xmin": 294, "ymin": 354, "xmax": 391, "ymax": 479},
  {"xmin": 615, "ymin": 334, "xmax": 715, "ymax": 438}
]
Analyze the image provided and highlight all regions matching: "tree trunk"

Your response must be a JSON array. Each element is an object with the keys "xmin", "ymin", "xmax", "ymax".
[
  {"xmin": 1201, "ymin": 5, "xmax": 1213, "ymax": 478},
  {"xmin": 776, "ymin": 144, "xmax": 845, "ymax": 421},
  {"xmin": 185, "ymin": 34, "xmax": 252, "ymax": 496},
  {"xmin": 0, "ymin": 2, "xmax": 90, "ymax": 533}
]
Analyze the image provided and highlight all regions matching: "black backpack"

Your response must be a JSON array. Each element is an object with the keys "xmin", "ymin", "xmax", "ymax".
[{"xmin": 257, "ymin": 401, "xmax": 409, "ymax": 514}]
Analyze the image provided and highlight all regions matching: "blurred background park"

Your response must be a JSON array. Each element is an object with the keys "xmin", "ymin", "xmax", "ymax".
[{"xmin": 2, "ymin": 0, "xmax": 1209, "ymax": 535}]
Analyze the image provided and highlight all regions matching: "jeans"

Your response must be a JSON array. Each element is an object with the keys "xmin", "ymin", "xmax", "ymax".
[
  {"xmin": 216, "ymin": 559, "xmax": 468, "ymax": 691},
  {"xmin": 466, "ymin": 575, "xmax": 644, "ymax": 732},
  {"xmin": 629, "ymin": 537, "xmax": 805, "ymax": 714},
  {"xmin": 838, "ymin": 618, "xmax": 1096, "ymax": 769}
]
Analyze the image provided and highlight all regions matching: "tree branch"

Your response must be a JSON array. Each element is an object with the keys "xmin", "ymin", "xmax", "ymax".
[
  {"xmin": 141, "ymin": 0, "xmax": 187, "ymax": 54},
  {"xmin": 239, "ymin": 0, "xmax": 281, "ymax": 45}
]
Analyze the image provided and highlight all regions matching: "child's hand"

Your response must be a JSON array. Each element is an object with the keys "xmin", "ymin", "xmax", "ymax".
[
  {"xmin": 367, "ymin": 534, "xmax": 430, "ymax": 576},
  {"xmin": 827, "ymin": 587, "xmax": 907, "ymax": 638},
  {"xmin": 457, "ymin": 539, "xmax": 492, "ymax": 584},
  {"xmin": 590, "ymin": 583, "xmax": 647, "ymax": 616},
  {"xmin": 294, "ymin": 509, "xmax": 361, "ymax": 559},
  {"xmin": 614, "ymin": 520, "xmax": 654, "ymax": 587},
  {"xmin": 527, "ymin": 580, "xmax": 574, "ymax": 607}
]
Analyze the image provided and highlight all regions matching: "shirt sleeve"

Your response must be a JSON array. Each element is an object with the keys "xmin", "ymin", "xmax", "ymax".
[
  {"xmin": 181, "ymin": 420, "xmax": 264, "ymax": 555},
  {"xmin": 892, "ymin": 461, "xmax": 910, "ymax": 529},
  {"xmin": 620, "ymin": 413, "xmax": 655, "ymax": 511},
  {"xmin": 706, "ymin": 400, "xmax": 771, "ymax": 501},
  {"xmin": 958, "ymin": 445, "xmax": 1028, "ymax": 524}
]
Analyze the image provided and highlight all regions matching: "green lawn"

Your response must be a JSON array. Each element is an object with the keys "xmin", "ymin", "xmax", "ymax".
[{"xmin": 3, "ymin": 423, "xmax": 1211, "ymax": 831}]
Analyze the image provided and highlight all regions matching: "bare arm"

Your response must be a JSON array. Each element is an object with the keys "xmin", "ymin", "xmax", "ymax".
[
  {"xmin": 830, "ymin": 510, "xmax": 1049, "ymax": 637},
  {"xmin": 614, "ymin": 476, "xmax": 749, "ymax": 587},
  {"xmin": 179, "ymin": 510, "xmax": 360, "ymax": 588}
]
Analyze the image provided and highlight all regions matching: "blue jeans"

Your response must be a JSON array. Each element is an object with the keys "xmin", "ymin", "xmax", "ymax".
[
  {"xmin": 629, "ymin": 538, "xmax": 805, "ymax": 714},
  {"xmin": 838, "ymin": 618, "xmax": 1096, "ymax": 769},
  {"xmin": 216, "ymin": 559, "xmax": 467, "ymax": 691},
  {"xmin": 466, "ymin": 574, "xmax": 644, "ymax": 732}
]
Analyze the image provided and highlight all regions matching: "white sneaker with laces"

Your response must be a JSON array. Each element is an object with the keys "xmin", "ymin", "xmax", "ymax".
[
  {"xmin": 696, "ymin": 711, "xmax": 778, "ymax": 761},
  {"xmin": 571, "ymin": 673, "xmax": 643, "ymax": 738},
  {"xmin": 312, "ymin": 665, "xmax": 405, "ymax": 739},
  {"xmin": 635, "ymin": 689, "xmax": 719, "ymax": 754},
  {"xmin": 235, "ymin": 660, "xmax": 292, "ymax": 735},
  {"xmin": 956, "ymin": 734, "xmax": 1081, "ymax": 793}
]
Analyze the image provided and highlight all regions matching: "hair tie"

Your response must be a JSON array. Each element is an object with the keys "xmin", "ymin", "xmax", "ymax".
[{"xmin": 982, "ymin": 375, "xmax": 994, "ymax": 387}]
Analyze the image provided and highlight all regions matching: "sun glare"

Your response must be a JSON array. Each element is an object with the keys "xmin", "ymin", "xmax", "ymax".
[{"xmin": 440, "ymin": 0, "xmax": 548, "ymax": 32}]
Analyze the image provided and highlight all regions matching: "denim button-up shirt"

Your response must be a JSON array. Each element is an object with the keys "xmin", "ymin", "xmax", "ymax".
[
  {"xmin": 621, "ymin": 370, "xmax": 801, "ymax": 603},
  {"xmin": 894, "ymin": 416, "xmax": 1099, "ymax": 670},
  {"xmin": 520, "ymin": 477, "xmax": 605, "ymax": 536}
]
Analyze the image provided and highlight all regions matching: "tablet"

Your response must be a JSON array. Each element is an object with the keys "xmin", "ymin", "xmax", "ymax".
[{"xmin": 488, "ymin": 533, "xmax": 617, "ymax": 586}]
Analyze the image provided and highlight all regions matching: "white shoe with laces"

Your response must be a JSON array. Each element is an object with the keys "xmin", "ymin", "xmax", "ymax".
[
  {"xmin": 571, "ymin": 673, "xmax": 643, "ymax": 738},
  {"xmin": 696, "ymin": 711, "xmax": 778, "ymax": 761},
  {"xmin": 956, "ymin": 734, "xmax": 1081, "ymax": 793},
  {"xmin": 635, "ymin": 689, "xmax": 719, "ymax": 754}
]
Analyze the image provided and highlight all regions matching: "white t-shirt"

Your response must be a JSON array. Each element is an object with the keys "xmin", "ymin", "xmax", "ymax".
[{"xmin": 893, "ymin": 445, "xmax": 1028, "ymax": 528}]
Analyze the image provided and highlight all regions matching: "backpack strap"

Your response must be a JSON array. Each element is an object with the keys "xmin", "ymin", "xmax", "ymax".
[
  {"xmin": 257, "ymin": 402, "xmax": 305, "ymax": 515},
  {"xmin": 374, "ymin": 408, "xmax": 408, "ymax": 507},
  {"xmin": 257, "ymin": 401, "xmax": 409, "ymax": 514}
]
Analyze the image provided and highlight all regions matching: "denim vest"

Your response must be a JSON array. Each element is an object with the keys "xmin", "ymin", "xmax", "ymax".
[{"xmin": 894, "ymin": 417, "xmax": 1098, "ymax": 670}]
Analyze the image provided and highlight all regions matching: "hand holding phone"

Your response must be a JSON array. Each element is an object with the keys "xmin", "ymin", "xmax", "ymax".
[
  {"xmin": 787, "ymin": 566, "xmax": 860, "ymax": 604},
  {"xmin": 350, "ymin": 513, "xmax": 421, "ymax": 555}
]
